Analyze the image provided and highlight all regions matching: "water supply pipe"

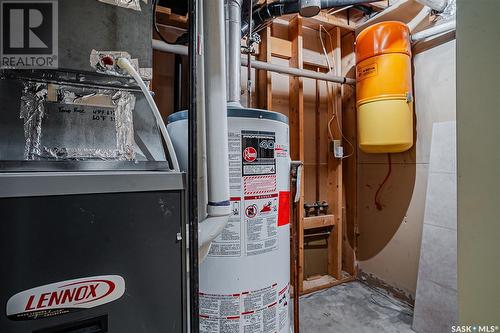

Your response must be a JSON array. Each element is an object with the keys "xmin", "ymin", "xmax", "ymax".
[
  {"xmin": 151, "ymin": 40, "xmax": 355, "ymax": 85},
  {"xmin": 198, "ymin": 0, "xmax": 232, "ymax": 261}
]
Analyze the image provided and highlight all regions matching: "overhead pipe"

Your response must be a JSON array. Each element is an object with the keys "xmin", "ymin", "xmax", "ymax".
[
  {"xmin": 407, "ymin": 5, "xmax": 432, "ymax": 32},
  {"xmin": 242, "ymin": 57, "xmax": 356, "ymax": 85},
  {"xmin": 152, "ymin": 39, "xmax": 188, "ymax": 56},
  {"xmin": 152, "ymin": 39, "xmax": 355, "ymax": 85},
  {"xmin": 242, "ymin": 0, "xmax": 380, "ymax": 35},
  {"xmin": 411, "ymin": 19, "xmax": 456, "ymax": 42},
  {"xmin": 198, "ymin": 0, "xmax": 232, "ymax": 261}
]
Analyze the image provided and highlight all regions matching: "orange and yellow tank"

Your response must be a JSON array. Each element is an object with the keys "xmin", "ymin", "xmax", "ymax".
[{"xmin": 355, "ymin": 21, "xmax": 414, "ymax": 153}]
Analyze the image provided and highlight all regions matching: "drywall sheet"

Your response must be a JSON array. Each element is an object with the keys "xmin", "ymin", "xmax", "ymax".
[{"xmin": 413, "ymin": 121, "xmax": 458, "ymax": 333}]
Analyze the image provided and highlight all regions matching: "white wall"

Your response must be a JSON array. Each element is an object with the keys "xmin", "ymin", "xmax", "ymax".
[
  {"xmin": 457, "ymin": 0, "xmax": 500, "ymax": 323},
  {"xmin": 358, "ymin": 40, "xmax": 456, "ymax": 299}
]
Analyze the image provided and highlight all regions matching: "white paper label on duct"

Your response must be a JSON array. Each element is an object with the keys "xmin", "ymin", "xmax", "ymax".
[
  {"xmin": 6, "ymin": 275, "xmax": 126, "ymax": 321},
  {"xmin": 97, "ymin": 0, "xmax": 147, "ymax": 11}
]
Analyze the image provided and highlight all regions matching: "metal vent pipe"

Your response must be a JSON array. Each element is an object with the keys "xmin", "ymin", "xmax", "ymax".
[{"xmin": 226, "ymin": 0, "xmax": 244, "ymax": 106}]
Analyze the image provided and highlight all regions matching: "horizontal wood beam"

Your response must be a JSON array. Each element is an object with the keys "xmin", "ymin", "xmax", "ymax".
[
  {"xmin": 302, "ymin": 275, "xmax": 355, "ymax": 295},
  {"xmin": 271, "ymin": 37, "xmax": 292, "ymax": 59},
  {"xmin": 302, "ymin": 11, "xmax": 356, "ymax": 31},
  {"xmin": 303, "ymin": 215, "xmax": 336, "ymax": 230}
]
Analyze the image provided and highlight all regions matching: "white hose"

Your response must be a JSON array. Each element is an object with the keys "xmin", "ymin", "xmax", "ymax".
[{"xmin": 117, "ymin": 57, "xmax": 180, "ymax": 171}]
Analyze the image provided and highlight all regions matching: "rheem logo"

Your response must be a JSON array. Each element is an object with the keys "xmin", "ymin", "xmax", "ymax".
[{"xmin": 1, "ymin": 0, "xmax": 58, "ymax": 68}]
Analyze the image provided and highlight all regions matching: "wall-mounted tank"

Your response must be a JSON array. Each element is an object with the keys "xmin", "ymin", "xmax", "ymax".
[
  {"xmin": 168, "ymin": 107, "xmax": 291, "ymax": 333},
  {"xmin": 355, "ymin": 21, "xmax": 414, "ymax": 153}
]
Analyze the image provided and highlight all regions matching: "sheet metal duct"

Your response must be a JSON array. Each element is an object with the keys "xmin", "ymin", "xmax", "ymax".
[{"xmin": 242, "ymin": 0, "xmax": 380, "ymax": 35}]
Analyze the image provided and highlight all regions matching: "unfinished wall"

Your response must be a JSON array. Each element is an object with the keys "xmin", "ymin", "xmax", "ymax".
[
  {"xmin": 357, "ymin": 39, "xmax": 457, "ymax": 300},
  {"xmin": 241, "ymin": 21, "xmax": 352, "ymax": 280}
]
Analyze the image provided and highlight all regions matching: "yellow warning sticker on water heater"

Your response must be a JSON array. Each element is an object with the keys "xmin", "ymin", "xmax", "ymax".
[{"xmin": 357, "ymin": 62, "xmax": 378, "ymax": 81}]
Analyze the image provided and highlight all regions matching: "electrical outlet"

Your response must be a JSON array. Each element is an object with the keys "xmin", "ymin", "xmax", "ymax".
[{"xmin": 333, "ymin": 140, "xmax": 343, "ymax": 159}]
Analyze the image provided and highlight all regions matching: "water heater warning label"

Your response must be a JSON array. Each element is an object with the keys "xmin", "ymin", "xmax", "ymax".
[
  {"xmin": 244, "ymin": 194, "xmax": 279, "ymax": 256},
  {"xmin": 209, "ymin": 198, "xmax": 242, "ymax": 257},
  {"xmin": 209, "ymin": 130, "xmax": 280, "ymax": 259},
  {"xmin": 199, "ymin": 283, "xmax": 286, "ymax": 333}
]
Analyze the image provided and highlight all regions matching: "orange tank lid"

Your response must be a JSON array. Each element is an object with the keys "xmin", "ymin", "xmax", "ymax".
[{"xmin": 355, "ymin": 21, "xmax": 411, "ymax": 64}]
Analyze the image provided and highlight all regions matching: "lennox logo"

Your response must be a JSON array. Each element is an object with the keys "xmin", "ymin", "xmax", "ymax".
[
  {"xmin": 0, "ymin": 0, "xmax": 58, "ymax": 69},
  {"xmin": 6, "ymin": 275, "xmax": 125, "ymax": 321}
]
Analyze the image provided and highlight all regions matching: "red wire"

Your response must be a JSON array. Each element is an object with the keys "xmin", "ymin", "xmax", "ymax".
[{"xmin": 375, "ymin": 153, "xmax": 392, "ymax": 211}]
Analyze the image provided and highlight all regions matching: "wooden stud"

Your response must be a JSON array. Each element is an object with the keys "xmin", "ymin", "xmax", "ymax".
[
  {"xmin": 341, "ymin": 32, "xmax": 358, "ymax": 277},
  {"xmin": 326, "ymin": 27, "xmax": 343, "ymax": 280},
  {"xmin": 289, "ymin": 15, "xmax": 304, "ymax": 293},
  {"xmin": 257, "ymin": 27, "xmax": 273, "ymax": 110}
]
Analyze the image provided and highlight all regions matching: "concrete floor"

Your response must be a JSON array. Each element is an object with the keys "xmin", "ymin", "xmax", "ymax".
[{"xmin": 298, "ymin": 281, "xmax": 415, "ymax": 333}]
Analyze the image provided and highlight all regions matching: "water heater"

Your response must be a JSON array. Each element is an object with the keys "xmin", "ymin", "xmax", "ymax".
[{"xmin": 168, "ymin": 107, "xmax": 291, "ymax": 333}]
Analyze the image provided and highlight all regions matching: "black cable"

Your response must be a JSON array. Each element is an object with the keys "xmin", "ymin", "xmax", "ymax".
[{"xmin": 187, "ymin": 0, "xmax": 199, "ymax": 331}]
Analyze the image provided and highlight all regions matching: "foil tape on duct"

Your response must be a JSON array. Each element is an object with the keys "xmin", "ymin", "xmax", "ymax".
[
  {"xmin": 437, "ymin": 0, "xmax": 456, "ymax": 21},
  {"xmin": 20, "ymin": 82, "xmax": 136, "ymax": 161}
]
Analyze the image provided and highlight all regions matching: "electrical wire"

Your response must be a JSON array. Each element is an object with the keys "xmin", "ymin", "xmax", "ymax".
[
  {"xmin": 369, "ymin": 294, "xmax": 414, "ymax": 317},
  {"xmin": 358, "ymin": 279, "xmax": 414, "ymax": 317},
  {"xmin": 318, "ymin": 25, "xmax": 355, "ymax": 160},
  {"xmin": 374, "ymin": 153, "xmax": 392, "ymax": 210}
]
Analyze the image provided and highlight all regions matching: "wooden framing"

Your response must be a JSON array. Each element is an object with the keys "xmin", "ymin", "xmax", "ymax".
[
  {"xmin": 326, "ymin": 26, "xmax": 343, "ymax": 281},
  {"xmin": 155, "ymin": 4, "xmax": 361, "ymax": 297},
  {"xmin": 285, "ymin": 17, "xmax": 354, "ymax": 295},
  {"xmin": 257, "ymin": 27, "xmax": 273, "ymax": 110},
  {"xmin": 289, "ymin": 15, "xmax": 305, "ymax": 294}
]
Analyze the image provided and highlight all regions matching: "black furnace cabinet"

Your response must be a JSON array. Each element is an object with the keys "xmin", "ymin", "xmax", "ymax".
[{"xmin": 0, "ymin": 173, "xmax": 186, "ymax": 332}]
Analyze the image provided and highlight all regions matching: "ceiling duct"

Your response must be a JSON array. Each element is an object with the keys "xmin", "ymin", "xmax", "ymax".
[{"xmin": 241, "ymin": 0, "xmax": 381, "ymax": 35}]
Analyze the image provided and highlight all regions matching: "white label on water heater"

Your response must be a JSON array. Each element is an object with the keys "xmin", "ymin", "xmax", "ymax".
[
  {"xmin": 209, "ymin": 131, "xmax": 244, "ymax": 258},
  {"xmin": 244, "ymin": 194, "xmax": 279, "ymax": 256},
  {"xmin": 199, "ymin": 283, "xmax": 284, "ymax": 333},
  {"xmin": 6, "ymin": 275, "xmax": 125, "ymax": 321},
  {"xmin": 209, "ymin": 130, "xmax": 280, "ymax": 258}
]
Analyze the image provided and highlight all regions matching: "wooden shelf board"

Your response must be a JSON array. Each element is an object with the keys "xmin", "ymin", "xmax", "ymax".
[
  {"xmin": 303, "ymin": 214, "xmax": 336, "ymax": 230},
  {"xmin": 301, "ymin": 273, "xmax": 354, "ymax": 295}
]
